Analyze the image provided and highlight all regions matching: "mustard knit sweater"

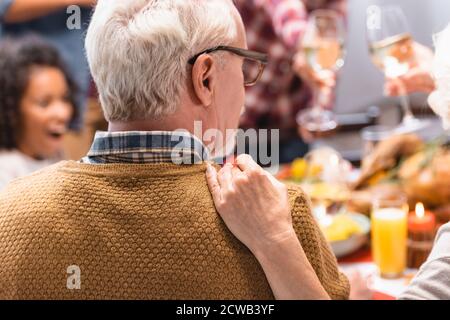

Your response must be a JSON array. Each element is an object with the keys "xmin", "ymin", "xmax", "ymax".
[{"xmin": 0, "ymin": 161, "xmax": 349, "ymax": 300}]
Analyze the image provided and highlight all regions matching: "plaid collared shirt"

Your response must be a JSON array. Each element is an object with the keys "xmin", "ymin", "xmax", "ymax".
[
  {"xmin": 235, "ymin": 0, "xmax": 346, "ymax": 140},
  {"xmin": 81, "ymin": 131, "xmax": 210, "ymax": 164}
]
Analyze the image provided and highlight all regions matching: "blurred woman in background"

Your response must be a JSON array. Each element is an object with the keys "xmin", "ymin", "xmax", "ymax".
[
  {"xmin": 234, "ymin": 0, "xmax": 346, "ymax": 163},
  {"xmin": 0, "ymin": 36, "xmax": 76, "ymax": 189},
  {"xmin": 0, "ymin": 0, "xmax": 96, "ymax": 130}
]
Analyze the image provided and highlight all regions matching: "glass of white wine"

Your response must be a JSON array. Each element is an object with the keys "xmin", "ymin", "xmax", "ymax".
[
  {"xmin": 366, "ymin": 5, "xmax": 430, "ymax": 134},
  {"xmin": 297, "ymin": 10, "xmax": 346, "ymax": 137}
]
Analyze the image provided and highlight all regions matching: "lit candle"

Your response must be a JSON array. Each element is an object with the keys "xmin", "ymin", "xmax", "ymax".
[
  {"xmin": 408, "ymin": 203, "xmax": 436, "ymax": 233},
  {"xmin": 407, "ymin": 202, "xmax": 436, "ymax": 269}
]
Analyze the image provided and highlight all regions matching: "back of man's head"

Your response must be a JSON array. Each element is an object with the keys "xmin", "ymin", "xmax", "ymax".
[{"xmin": 85, "ymin": 0, "xmax": 237, "ymax": 122}]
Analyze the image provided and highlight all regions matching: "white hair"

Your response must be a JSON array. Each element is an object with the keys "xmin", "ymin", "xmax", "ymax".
[
  {"xmin": 429, "ymin": 23, "xmax": 450, "ymax": 130},
  {"xmin": 85, "ymin": 0, "xmax": 238, "ymax": 121}
]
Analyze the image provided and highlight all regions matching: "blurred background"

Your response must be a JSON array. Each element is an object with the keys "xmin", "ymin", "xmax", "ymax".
[
  {"xmin": 337, "ymin": 0, "xmax": 450, "ymax": 113},
  {"xmin": 326, "ymin": 0, "xmax": 448, "ymax": 160},
  {"xmin": 0, "ymin": 0, "xmax": 449, "ymax": 300}
]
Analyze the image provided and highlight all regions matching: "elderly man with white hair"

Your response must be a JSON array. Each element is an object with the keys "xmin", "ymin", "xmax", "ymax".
[{"xmin": 0, "ymin": 0, "xmax": 349, "ymax": 299}]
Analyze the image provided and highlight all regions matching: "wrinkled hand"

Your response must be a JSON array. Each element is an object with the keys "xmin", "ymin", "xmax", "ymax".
[
  {"xmin": 205, "ymin": 154, "xmax": 294, "ymax": 255},
  {"xmin": 384, "ymin": 42, "xmax": 435, "ymax": 96}
]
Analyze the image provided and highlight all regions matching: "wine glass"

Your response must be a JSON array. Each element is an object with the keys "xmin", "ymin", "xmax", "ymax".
[
  {"xmin": 297, "ymin": 9, "xmax": 346, "ymax": 136},
  {"xmin": 366, "ymin": 5, "xmax": 430, "ymax": 134}
]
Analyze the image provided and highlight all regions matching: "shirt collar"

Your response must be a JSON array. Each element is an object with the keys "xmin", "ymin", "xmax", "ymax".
[{"xmin": 82, "ymin": 131, "xmax": 211, "ymax": 164}]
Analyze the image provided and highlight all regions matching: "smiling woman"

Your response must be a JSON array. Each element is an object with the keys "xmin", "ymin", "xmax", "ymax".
[{"xmin": 0, "ymin": 36, "xmax": 77, "ymax": 189}]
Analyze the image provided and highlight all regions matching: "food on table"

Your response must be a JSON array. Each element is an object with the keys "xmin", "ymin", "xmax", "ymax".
[
  {"xmin": 286, "ymin": 148, "xmax": 352, "ymax": 183},
  {"xmin": 320, "ymin": 214, "xmax": 363, "ymax": 242},
  {"xmin": 279, "ymin": 136, "xmax": 449, "ymax": 220},
  {"xmin": 354, "ymin": 134, "xmax": 424, "ymax": 189},
  {"xmin": 302, "ymin": 182, "xmax": 350, "ymax": 203},
  {"xmin": 366, "ymin": 170, "xmax": 389, "ymax": 187},
  {"xmin": 289, "ymin": 157, "xmax": 322, "ymax": 182},
  {"xmin": 352, "ymin": 134, "xmax": 450, "ymax": 219},
  {"xmin": 304, "ymin": 148, "xmax": 352, "ymax": 185},
  {"xmin": 291, "ymin": 158, "xmax": 308, "ymax": 180},
  {"xmin": 347, "ymin": 183, "xmax": 404, "ymax": 215},
  {"xmin": 399, "ymin": 148, "xmax": 450, "ymax": 207},
  {"xmin": 286, "ymin": 148, "xmax": 352, "ymax": 211}
]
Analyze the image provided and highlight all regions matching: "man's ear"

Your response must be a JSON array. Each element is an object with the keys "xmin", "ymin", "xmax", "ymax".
[{"xmin": 191, "ymin": 55, "xmax": 216, "ymax": 107}]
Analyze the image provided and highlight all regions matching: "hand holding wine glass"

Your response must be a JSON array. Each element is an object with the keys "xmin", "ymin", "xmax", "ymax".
[
  {"xmin": 384, "ymin": 41, "xmax": 435, "ymax": 96},
  {"xmin": 366, "ymin": 5, "xmax": 431, "ymax": 134},
  {"xmin": 293, "ymin": 50, "xmax": 337, "ymax": 107},
  {"xmin": 296, "ymin": 9, "xmax": 346, "ymax": 140}
]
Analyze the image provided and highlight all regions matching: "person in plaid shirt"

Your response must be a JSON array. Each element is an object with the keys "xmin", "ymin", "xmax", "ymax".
[{"xmin": 234, "ymin": 0, "xmax": 347, "ymax": 163}]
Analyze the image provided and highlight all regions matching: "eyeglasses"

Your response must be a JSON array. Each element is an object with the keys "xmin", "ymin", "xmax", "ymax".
[{"xmin": 188, "ymin": 45, "xmax": 268, "ymax": 87}]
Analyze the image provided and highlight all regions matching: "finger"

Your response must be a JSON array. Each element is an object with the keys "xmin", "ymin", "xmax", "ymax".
[
  {"xmin": 235, "ymin": 155, "xmax": 283, "ymax": 193},
  {"xmin": 218, "ymin": 163, "xmax": 234, "ymax": 191},
  {"xmin": 405, "ymin": 69, "xmax": 436, "ymax": 93},
  {"xmin": 293, "ymin": 52, "xmax": 307, "ymax": 74},
  {"xmin": 231, "ymin": 166, "xmax": 250, "ymax": 188},
  {"xmin": 231, "ymin": 166, "xmax": 245, "ymax": 179},
  {"xmin": 293, "ymin": 53, "xmax": 317, "ymax": 85},
  {"xmin": 235, "ymin": 154, "xmax": 262, "ymax": 174},
  {"xmin": 316, "ymin": 70, "xmax": 336, "ymax": 87},
  {"xmin": 384, "ymin": 82, "xmax": 399, "ymax": 96},
  {"xmin": 318, "ymin": 86, "xmax": 333, "ymax": 108},
  {"xmin": 298, "ymin": 126, "xmax": 314, "ymax": 143},
  {"xmin": 390, "ymin": 77, "xmax": 407, "ymax": 96},
  {"xmin": 205, "ymin": 163, "xmax": 222, "ymax": 204},
  {"xmin": 319, "ymin": 78, "xmax": 336, "ymax": 88}
]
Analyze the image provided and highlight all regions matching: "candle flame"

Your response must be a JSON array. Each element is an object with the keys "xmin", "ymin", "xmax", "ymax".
[{"xmin": 415, "ymin": 202, "xmax": 425, "ymax": 219}]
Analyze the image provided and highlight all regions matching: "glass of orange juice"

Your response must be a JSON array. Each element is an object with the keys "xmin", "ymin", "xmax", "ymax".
[{"xmin": 372, "ymin": 195, "xmax": 409, "ymax": 278}]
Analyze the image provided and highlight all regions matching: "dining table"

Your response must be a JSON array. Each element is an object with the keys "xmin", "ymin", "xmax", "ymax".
[{"xmin": 338, "ymin": 246, "xmax": 418, "ymax": 300}]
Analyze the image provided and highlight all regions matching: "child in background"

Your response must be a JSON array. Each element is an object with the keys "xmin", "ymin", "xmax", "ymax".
[{"xmin": 0, "ymin": 36, "xmax": 76, "ymax": 189}]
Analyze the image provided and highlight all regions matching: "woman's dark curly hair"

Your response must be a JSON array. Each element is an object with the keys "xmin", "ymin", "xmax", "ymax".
[{"xmin": 0, "ymin": 35, "xmax": 78, "ymax": 150}]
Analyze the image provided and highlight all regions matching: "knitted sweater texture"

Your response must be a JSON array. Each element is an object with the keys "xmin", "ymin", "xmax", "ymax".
[{"xmin": 0, "ymin": 161, "xmax": 349, "ymax": 299}]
